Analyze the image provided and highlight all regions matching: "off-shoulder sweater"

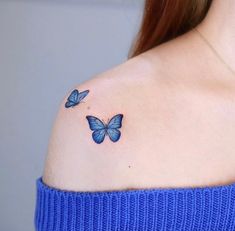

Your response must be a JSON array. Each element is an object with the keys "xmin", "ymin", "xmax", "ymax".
[{"xmin": 34, "ymin": 177, "xmax": 235, "ymax": 230}]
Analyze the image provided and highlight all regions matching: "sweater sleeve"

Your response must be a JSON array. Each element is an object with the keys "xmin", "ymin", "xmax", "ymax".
[{"xmin": 34, "ymin": 177, "xmax": 235, "ymax": 231}]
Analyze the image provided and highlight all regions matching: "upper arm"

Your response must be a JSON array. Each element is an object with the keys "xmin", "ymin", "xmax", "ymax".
[
  {"xmin": 42, "ymin": 80, "xmax": 128, "ymax": 192},
  {"xmin": 42, "ymin": 57, "xmax": 156, "ymax": 192}
]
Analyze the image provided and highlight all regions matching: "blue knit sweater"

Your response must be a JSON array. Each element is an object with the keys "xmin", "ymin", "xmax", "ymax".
[{"xmin": 34, "ymin": 177, "xmax": 235, "ymax": 230}]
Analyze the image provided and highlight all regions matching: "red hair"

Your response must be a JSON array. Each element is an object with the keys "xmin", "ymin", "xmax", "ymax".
[{"xmin": 128, "ymin": 0, "xmax": 212, "ymax": 58}]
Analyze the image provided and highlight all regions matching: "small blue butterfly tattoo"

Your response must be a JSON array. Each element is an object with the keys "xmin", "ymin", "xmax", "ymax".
[
  {"xmin": 86, "ymin": 114, "xmax": 123, "ymax": 144},
  {"xmin": 65, "ymin": 89, "xmax": 89, "ymax": 108}
]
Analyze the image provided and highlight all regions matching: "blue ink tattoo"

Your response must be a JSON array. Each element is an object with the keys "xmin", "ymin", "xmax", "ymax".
[
  {"xmin": 86, "ymin": 114, "xmax": 123, "ymax": 144},
  {"xmin": 65, "ymin": 89, "xmax": 89, "ymax": 108}
]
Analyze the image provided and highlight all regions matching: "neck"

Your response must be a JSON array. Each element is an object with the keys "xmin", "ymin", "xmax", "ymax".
[{"xmin": 196, "ymin": 0, "xmax": 235, "ymax": 71}]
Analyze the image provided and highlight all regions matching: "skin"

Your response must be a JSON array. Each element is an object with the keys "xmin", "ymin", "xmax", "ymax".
[{"xmin": 43, "ymin": 0, "xmax": 235, "ymax": 192}]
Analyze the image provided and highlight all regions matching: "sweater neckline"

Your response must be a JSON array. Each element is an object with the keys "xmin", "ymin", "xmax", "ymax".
[
  {"xmin": 37, "ymin": 177, "xmax": 235, "ymax": 195},
  {"xmin": 35, "ymin": 176, "xmax": 235, "ymax": 230}
]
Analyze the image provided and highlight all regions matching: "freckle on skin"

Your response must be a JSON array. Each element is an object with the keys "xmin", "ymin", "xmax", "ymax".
[
  {"xmin": 87, "ymin": 106, "xmax": 90, "ymax": 110},
  {"xmin": 128, "ymin": 165, "xmax": 131, "ymax": 168}
]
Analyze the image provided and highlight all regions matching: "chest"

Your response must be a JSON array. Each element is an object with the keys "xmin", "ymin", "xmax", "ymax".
[{"xmin": 117, "ymin": 89, "xmax": 235, "ymax": 188}]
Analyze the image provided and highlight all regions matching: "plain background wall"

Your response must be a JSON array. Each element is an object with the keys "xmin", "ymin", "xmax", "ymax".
[{"xmin": 0, "ymin": 0, "xmax": 143, "ymax": 230}]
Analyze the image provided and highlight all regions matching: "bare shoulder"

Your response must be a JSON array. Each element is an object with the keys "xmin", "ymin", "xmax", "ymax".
[
  {"xmin": 42, "ymin": 54, "xmax": 165, "ymax": 191},
  {"xmin": 42, "ymin": 36, "xmax": 235, "ymax": 192}
]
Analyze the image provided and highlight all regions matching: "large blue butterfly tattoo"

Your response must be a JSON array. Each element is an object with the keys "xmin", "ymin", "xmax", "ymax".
[
  {"xmin": 86, "ymin": 114, "xmax": 123, "ymax": 144},
  {"xmin": 65, "ymin": 89, "xmax": 89, "ymax": 108}
]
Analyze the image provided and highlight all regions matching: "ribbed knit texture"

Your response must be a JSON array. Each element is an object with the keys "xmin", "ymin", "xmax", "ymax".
[{"xmin": 34, "ymin": 177, "xmax": 235, "ymax": 231}]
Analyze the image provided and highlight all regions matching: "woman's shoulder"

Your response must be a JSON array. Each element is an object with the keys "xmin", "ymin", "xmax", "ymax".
[
  {"xmin": 42, "ymin": 37, "xmax": 235, "ymax": 192},
  {"xmin": 42, "ymin": 53, "xmax": 169, "ymax": 191}
]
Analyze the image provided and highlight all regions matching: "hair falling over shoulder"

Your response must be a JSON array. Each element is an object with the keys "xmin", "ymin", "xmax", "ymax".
[{"xmin": 128, "ymin": 0, "xmax": 213, "ymax": 58}]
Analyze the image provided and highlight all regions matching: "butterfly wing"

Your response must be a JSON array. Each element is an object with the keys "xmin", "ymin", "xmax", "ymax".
[
  {"xmin": 86, "ymin": 116, "xmax": 106, "ymax": 144},
  {"xmin": 107, "ymin": 114, "xmax": 123, "ymax": 129},
  {"xmin": 65, "ymin": 89, "xmax": 79, "ymax": 108},
  {"xmin": 65, "ymin": 101, "xmax": 76, "ymax": 108},
  {"xmin": 67, "ymin": 89, "xmax": 79, "ymax": 103},
  {"xmin": 107, "ymin": 128, "xmax": 121, "ymax": 142},
  {"xmin": 86, "ymin": 116, "xmax": 106, "ymax": 131},
  {"xmin": 92, "ymin": 129, "xmax": 106, "ymax": 144},
  {"xmin": 76, "ymin": 90, "xmax": 89, "ymax": 103},
  {"xmin": 106, "ymin": 114, "xmax": 123, "ymax": 142}
]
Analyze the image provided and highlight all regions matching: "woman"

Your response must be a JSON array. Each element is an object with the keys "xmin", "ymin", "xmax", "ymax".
[{"xmin": 35, "ymin": 0, "xmax": 235, "ymax": 230}]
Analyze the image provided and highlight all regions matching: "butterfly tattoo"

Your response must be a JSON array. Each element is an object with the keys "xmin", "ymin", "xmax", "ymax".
[
  {"xmin": 86, "ymin": 114, "xmax": 123, "ymax": 144},
  {"xmin": 65, "ymin": 89, "xmax": 89, "ymax": 108}
]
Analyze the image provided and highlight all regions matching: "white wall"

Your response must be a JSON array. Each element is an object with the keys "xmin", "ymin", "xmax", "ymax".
[{"xmin": 0, "ymin": 1, "xmax": 143, "ymax": 230}]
